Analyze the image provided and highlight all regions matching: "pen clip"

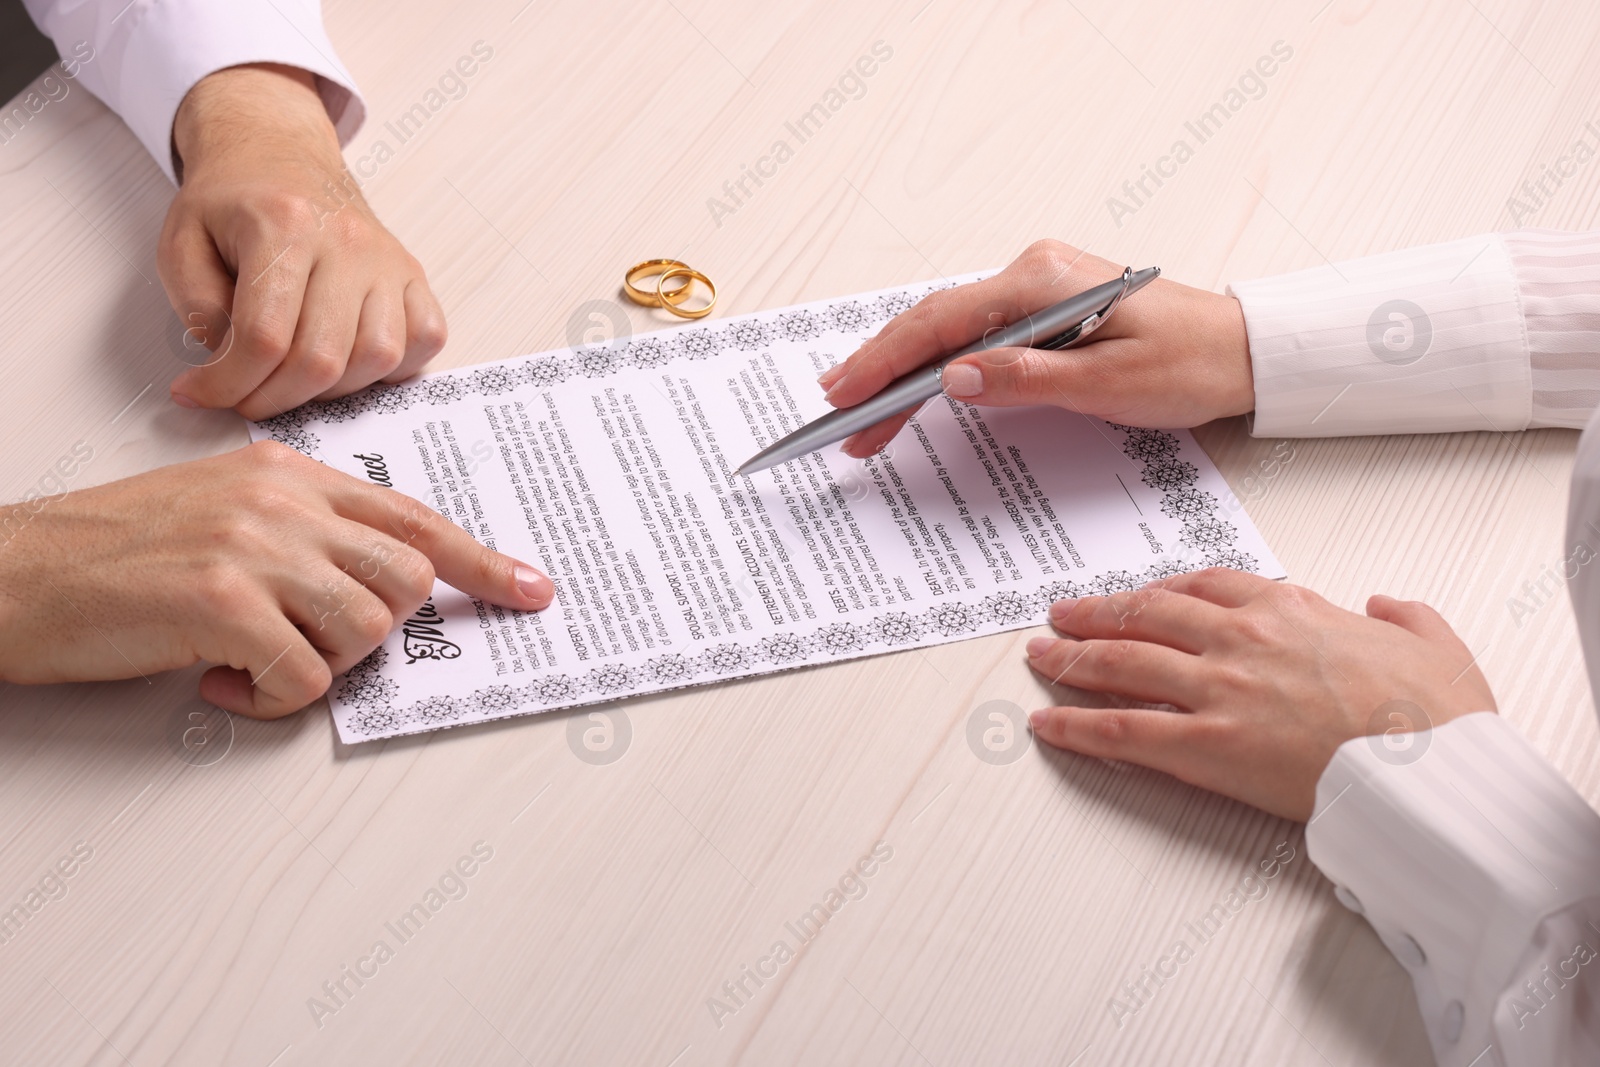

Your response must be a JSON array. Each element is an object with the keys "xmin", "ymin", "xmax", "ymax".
[{"xmin": 1038, "ymin": 266, "xmax": 1136, "ymax": 351}]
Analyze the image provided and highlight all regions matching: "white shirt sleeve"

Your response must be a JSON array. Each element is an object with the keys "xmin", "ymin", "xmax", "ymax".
[
  {"xmin": 20, "ymin": 0, "xmax": 366, "ymax": 183},
  {"xmin": 1307, "ymin": 714, "xmax": 1600, "ymax": 1067},
  {"xmin": 1228, "ymin": 229, "xmax": 1600, "ymax": 436}
]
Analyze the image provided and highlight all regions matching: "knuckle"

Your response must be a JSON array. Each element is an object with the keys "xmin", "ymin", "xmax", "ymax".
[
  {"xmin": 1057, "ymin": 596, "xmax": 1099, "ymax": 633},
  {"xmin": 357, "ymin": 335, "xmax": 406, "ymax": 375},
  {"xmin": 388, "ymin": 501, "xmax": 434, "ymax": 544},
  {"xmin": 409, "ymin": 312, "xmax": 447, "ymax": 358},
  {"xmin": 1018, "ymin": 349, "xmax": 1054, "ymax": 381},
  {"xmin": 192, "ymin": 565, "xmax": 249, "ymax": 616},
  {"xmin": 300, "ymin": 348, "xmax": 349, "ymax": 390},
  {"xmin": 240, "ymin": 317, "xmax": 294, "ymax": 360},
  {"xmin": 1099, "ymin": 591, "xmax": 1142, "ymax": 630},
  {"xmin": 391, "ymin": 548, "xmax": 437, "ymax": 600},
  {"xmin": 284, "ymin": 656, "xmax": 333, "ymax": 707},
  {"xmin": 351, "ymin": 600, "xmax": 394, "ymax": 644},
  {"xmin": 1210, "ymin": 663, "xmax": 1254, "ymax": 700},
  {"xmin": 1021, "ymin": 238, "xmax": 1076, "ymax": 274},
  {"xmin": 1230, "ymin": 611, "xmax": 1276, "ymax": 647},
  {"xmin": 260, "ymin": 193, "xmax": 318, "ymax": 230},
  {"xmin": 1097, "ymin": 639, "xmax": 1135, "ymax": 671},
  {"xmin": 1275, "ymin": 583, "xmax": 1316, "ymax": 610},
  {"xmin": 243, "ymin": 439, "xmax": 306, "ymax": 474},
  {"xmin": 903, "ymin": 299, "xmax": 945, "ymax": 334},
  {"xmin": 1094, "ymin": 711, "xmax": 1131, "ymax": 745},
  {"xmin": 324, "ymin": 210, "xmax": 368, "ymax": 244},
  {"xmin": 1183, "ymin": 568, "xmax": 1234, "ymax": 598},
  {"xmin": 1022, "ymin": 238, "xmax": 1068, "ymax": 261}
]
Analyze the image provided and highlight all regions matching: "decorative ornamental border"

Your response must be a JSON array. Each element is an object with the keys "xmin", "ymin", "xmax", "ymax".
[{"xmin": 330, "ymin": 418, "xmax": 1259, "ymax": 740}]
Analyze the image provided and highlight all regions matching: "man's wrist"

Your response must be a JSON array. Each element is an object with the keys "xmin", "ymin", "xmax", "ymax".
[
  {"xmin": 172, "ymin": 64, "xmax": 342, "ymax": 182},
  {"xmin": 0, "ymin": 539, "xmax": 29, "ymax": 683}
]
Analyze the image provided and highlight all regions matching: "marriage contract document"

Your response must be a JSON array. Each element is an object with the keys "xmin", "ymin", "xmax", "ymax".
[{"xmin": 251, "ymin": 274, "xmax": 1284, "ymax": 743}]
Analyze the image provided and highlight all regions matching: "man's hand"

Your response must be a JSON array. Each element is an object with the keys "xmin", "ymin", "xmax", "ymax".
[
  {"xmin": 818, "ymin": 240, "xmax": 1255, "ymax": 458},
  {"xmin": 1024, "ymin": 569, "xmax": 1497, "ymax": 821},
  {"xmin": 159, "ymin": 64, "xmax": 446, "ymax": 421},
  {"xmin": 0, "ymin": 442, "xmax": 554, "ymax": 718}
]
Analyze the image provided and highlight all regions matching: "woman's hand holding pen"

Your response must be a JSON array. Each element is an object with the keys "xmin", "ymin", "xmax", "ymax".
[
  {"xmin": 0, "ymin": 442, "xmax": 554, "ymax": 719},
  {"xmin": 818, "ymin": 240, "xmax": 1256, "ymax": 458}
]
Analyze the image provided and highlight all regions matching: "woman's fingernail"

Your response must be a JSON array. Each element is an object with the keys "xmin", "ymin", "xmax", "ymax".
[
  {"xmin": 941, "ymin": 362, "xmax": 982, "ymax": 398},
  {"xmin": 1026, "ymin": 636, "xmax": 1054, "ymax": 658},
  {"xmin": 514, "ymin": 564, "xmax": 553, "ymax": 602},
  {"xmin": 1028, "ymin": 708, "xmax": 1050, "ymax": 731},
  {"xmin": 171, "ymin": 392, "xmax": 199, "ymax": 409},
  {"xmin": 818, "ymin": 363, "xmax": 847, "ymax": 388},
  {"xmin": 1049, "ymin": 598, "xmax": 1077, "ymax": 622}
]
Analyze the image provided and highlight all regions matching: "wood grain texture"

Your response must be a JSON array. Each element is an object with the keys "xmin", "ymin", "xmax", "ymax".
[{"xmin": 0, "ymin": 1, "xmax": 1594, "ymax": 1064}]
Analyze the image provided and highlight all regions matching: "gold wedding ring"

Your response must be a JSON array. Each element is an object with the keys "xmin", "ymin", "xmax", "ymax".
[
  {"xmin": 624, "ymin": 259, "xmax": 694, "ymax": 308},
  {"xmin": 656, "ymin": 266, "xmax": 716, "ymax": 320}
]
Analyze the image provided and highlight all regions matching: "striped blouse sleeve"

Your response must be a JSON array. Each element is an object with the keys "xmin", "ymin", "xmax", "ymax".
[
  {"xmin": 1232, "ymin": 231, "xmax": 1600, "ymax": 1066},
  {"xmin": 1228, "ymin": 229, "xmax": 1600, "ymax": 436},
  {"xmin": 1306, "ymin": 714, "xmax": 1600, "ymax": 1067}
]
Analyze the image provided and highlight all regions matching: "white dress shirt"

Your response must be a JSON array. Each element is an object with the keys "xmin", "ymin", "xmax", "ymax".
[
  {"xmin": 21, "ymin": 0, "xmax": 365, "ymax": 182},
  {"xmin": 1231, "ymin": 229, "xmax": 1600, "ymax": 1067}
]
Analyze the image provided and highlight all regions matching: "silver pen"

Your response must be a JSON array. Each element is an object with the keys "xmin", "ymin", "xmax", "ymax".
[{"xmin": 734, "ymin": 266, "xmax": 1160, "ymax": 477}]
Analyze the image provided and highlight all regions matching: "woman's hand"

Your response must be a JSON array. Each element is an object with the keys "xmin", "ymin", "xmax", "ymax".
[
  {"xmin": 818, "ymin": 240, "xmax": 1255, "ymax": 458},
  {"xmin": 0, "ymin": 442, "xmax": 554, "ymax": 718},
  {"xmin": 160, "ymin": 64, "xmax": 446, "ymax": 420},
  {"xmin": 1024, "ymin": 568, "xmax": 1497, "ymax": 821}
]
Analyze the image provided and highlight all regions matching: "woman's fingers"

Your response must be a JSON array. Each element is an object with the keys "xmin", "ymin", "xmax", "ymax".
[
  {"xmin": 1026, "ymin": 634, "xmax": 1208, "ymax": 708},
  {"xmin": 822, "ymin": 241, "xmax": 1121, "ymax": 409},
  {"xmin": 1158, "ymin": 566, "xmax": 1273, "ymax": 609},
  {"xmin": 1028, "ymin": 703, "xmax": 1204, "ymax": 781},
  {"xmin": 839, "ymin": 403, "xmax": 924, "ymax": 459},
  {"xmin": 1049, "ymin": 585, "xmax": 1229, "ymax": 655}
]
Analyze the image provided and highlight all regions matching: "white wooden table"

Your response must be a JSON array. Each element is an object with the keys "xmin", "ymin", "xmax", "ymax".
[{"xmin": 1, "ymin": 1, "xmax": 1595, "ymax": 1064}]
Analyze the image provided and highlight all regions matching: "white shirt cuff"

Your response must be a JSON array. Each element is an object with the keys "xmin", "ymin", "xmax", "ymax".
[
  {"xmin": 1307, "ymin": 712, "xmax": 1600, "ymax": 1066},
  {"xmin": 60, "ymin": 0, "xmax": 364, "ymax": 182},
  {"xmin": 1229, "ymin": 235, "xmax": 1532, "ymax": 437},
  {"xmin": 1502, "ymin": 229, "xmax": 1600, "ymax": 429}
]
